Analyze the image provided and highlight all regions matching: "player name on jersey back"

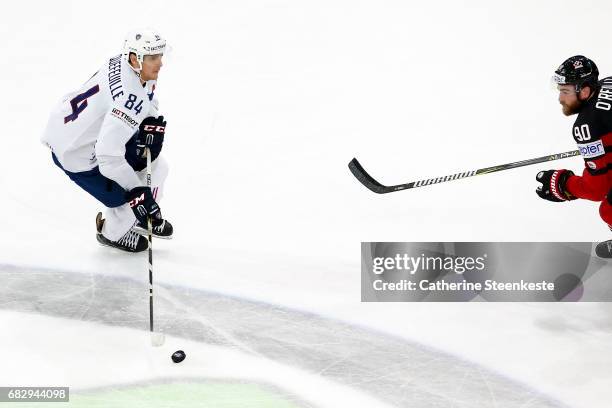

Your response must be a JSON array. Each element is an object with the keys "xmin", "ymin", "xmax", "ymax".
[
  {"xmin": 595, "ymin": 77, "xmax": 612, "ymax": 111},
  {"xmin": 108, "ymin": 55, "xmax": 124, "ymax": 101}
]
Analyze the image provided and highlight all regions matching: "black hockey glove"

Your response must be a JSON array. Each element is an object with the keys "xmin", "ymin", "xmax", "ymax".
[
  {"xmin": 125, "ymin": 116, "xmax": 166, "ymax": 171},
  {"xmin": 125, "ymin": 186, "xmax": 163, "ymax": 226},
  {"xmin": 535, "ymin": 169, "xmax": 576, "ymax": 202},
  {"xmin": 138, "ymin": 116, "xmax": 166, "ymax": 148}
]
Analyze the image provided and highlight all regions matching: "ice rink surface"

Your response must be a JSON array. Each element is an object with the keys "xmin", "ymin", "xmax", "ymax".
[{"xmin": 1, "ymin": 0, "xmax": 612, "ymax": 406}]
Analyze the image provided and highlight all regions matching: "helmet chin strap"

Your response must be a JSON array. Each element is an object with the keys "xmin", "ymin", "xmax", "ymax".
[
  {"xmin": 570, "ymin": 85, "xmax": 596, "ymax": 114},
  {"xmin": 127, "ymin": 57, "xmax": 144, "ymax": 78}
]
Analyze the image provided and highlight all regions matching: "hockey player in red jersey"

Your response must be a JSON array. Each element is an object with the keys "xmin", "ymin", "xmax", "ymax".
[{"xmin": 535, "ymin": 55, "xmax": 612, "ymax": 257}]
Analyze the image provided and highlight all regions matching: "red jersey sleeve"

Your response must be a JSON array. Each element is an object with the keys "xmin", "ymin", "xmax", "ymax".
[{"xmin": 566, "ymin": 132, "xmax": 612, "ymax": 201}]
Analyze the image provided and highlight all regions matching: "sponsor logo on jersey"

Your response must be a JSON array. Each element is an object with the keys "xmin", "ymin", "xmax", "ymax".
[
  {"xmin": 111, "ymin": 108, "xmax": 138, "ymax": 128},
  {"xmin": 587, "ymin": 161, "xmax": 597, "ymax": 169},
  {"xmin": 577, "ymin": 140, "xmax": 605, "ymax": 158}
]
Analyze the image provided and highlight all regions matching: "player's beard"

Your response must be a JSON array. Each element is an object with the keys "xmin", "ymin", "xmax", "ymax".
[{"xmin": 561, "ymin": 99, "xmax": 582, "ymax": 116}]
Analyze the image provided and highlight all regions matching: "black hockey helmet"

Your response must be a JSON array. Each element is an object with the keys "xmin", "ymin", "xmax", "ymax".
[{"xmin": 552, "ymin": 55, "xmax": 599, "ymax": 92}]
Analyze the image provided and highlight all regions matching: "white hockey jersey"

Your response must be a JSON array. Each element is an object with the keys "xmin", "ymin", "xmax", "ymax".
[{"xmin": 42, "ymin": 55, "xmax": 159, "ymax": 190}]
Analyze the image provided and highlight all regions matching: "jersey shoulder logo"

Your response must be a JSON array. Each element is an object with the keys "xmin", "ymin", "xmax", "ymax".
[{"xmin": 577, "ymin": 139, "xmax": 605, "ymax": 159}]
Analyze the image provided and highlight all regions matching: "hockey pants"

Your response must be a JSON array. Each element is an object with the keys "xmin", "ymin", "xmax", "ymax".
[{"xmin": 52, "ymin": 153, "xmax": 169, "ymax": 241}]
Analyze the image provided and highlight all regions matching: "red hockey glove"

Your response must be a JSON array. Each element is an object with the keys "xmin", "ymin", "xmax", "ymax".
[{"xmin": 535, "ymin": 169, "xmax": 576, "ymax": 202}]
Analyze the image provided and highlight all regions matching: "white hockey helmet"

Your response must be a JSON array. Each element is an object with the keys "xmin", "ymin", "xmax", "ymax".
[{"xmin": 122, "ymin": 29, "xmax": 167, "ymax": 72}]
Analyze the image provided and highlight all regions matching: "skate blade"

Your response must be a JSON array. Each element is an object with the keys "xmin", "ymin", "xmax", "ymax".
[{"xmin": 95, "ymin": 233, "xmax": 146, "ymax": 253}]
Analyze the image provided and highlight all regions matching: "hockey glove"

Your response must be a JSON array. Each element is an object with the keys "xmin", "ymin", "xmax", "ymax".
[
  {"xmin": 125, "ymin": 116, "xmax": 166, "ymax": 171},
  {"xmin": 138, "ymin": 116, "xmax": 166, "ymax": 148},
  {"xmin": 535, "ymin": 169, "xmax": 576, "ymax": 202},
  {"xmin": 125, "ymin": 187, "xmax": 163, "ymax": 226}
]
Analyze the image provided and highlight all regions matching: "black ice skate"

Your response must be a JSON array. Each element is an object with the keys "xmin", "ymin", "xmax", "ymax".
[
  {"xmin": 595, "ymin": 240, "xmax": 612, "ymax": 259},
  {"xmin": 95, "ymin": 212, "xmax": 148, "ymax": 253},
  {"xmin": 132, "ymin": 219, "xmax": 174, "ymax": 239}
]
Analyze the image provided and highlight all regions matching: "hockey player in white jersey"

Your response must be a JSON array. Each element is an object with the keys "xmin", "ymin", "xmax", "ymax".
[{"xmin": 42, "ymin": 29, "xmax": 172, "ymax": 253}]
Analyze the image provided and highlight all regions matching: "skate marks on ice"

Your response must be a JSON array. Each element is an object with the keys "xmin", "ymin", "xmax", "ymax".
[{"xmin": 0, "ymin": 264, "xmax": 569, "ymax": 408}]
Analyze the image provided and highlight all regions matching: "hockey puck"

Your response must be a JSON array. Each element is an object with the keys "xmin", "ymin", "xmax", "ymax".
[{"xmin": 171, "ymin": 350, "xmax": 186, "ymax": 363}]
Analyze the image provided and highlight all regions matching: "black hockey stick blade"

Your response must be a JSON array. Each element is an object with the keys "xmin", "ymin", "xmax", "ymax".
[
  {"xmin": 348, "ymin": 158, "xmax": 389, "ymax": 194},
  {"xmin": 349, "ymin": 150, "xmax": 580, "ymax": 194}
]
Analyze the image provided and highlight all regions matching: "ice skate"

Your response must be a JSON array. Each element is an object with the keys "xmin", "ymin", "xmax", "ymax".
[
  {"xmin": 595, "ymin": 240, "xmax": 612, "ymax": 259},
  {"xmin": 132, "ymin": 219, "xmax": 173, "ymax": 239},
  {"xmin": 95, "ymin": 212, "xmax": 148, "ymax": 253}
]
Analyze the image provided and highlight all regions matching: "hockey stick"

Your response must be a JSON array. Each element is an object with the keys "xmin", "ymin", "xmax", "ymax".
[
  {"xmin": 146, "ymin": 147, "xmax": 165, "ymax": 347},
  {"xmin": 349, "ymin": 150, "xmax": 580, "ymax": 194}
]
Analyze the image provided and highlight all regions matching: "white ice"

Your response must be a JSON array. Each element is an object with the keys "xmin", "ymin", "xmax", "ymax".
[{"xmin": 1, "ymin": 0, "xmax": 612, "ymax": 407}]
